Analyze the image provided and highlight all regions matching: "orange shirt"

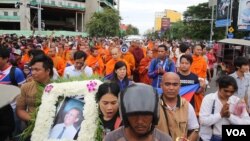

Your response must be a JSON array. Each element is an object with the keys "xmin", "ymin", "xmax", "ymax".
[
  {"xmin": 190, "ymin": 55, "xmax": 207, "ymax": 79},
  {"xmin": 105, "ymin": 58, "xmax": 131, "ymax": 76},
  {"xmin": 85, "ymin": 55, "xmax": 104, "ymax": 76}
]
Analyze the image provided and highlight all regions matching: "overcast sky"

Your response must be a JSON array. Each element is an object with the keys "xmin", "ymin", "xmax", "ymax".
[{"xmin": 119, "ymin": 0, "xmax": 209, "ymax": 34}]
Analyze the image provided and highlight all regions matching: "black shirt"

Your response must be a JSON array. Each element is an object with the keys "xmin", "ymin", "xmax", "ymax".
[
  {"xmin": 100, "ymin": 114, "xmax": 120, "ymax": 135},
  {"xmin": 177, "ymin": 72, "xmax": 199, "ymax": 87}
]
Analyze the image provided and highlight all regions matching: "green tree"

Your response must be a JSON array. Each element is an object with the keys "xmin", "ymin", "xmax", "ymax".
[
  {"xmin": 86, "ymin": 8, "xmax": 121, "ymax": 37},
  {"xmin": 183, "ymin": 1, "xmax": 249, "ymax": 40},
  {"xmin": 126, "ymin": 24, "xmax": 139, "ymax": 35}
]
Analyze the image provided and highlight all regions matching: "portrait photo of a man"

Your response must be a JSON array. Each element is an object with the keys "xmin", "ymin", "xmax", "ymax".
[{"xmin": 49, "ymin": 98, "xmax": 84, "ymax": 139}]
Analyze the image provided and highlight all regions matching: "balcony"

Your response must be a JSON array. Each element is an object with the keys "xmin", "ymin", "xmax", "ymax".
[
  {"xmin": 30, "ymin": 0, "xmax": 85, "ymax": 11},
  {"xmin": 0, "ymin": 8, "xmax": 20, "ymax": 22},
  {"xmin": 100, "ymin": 0, "xmax": 116, "ymax": 8}
]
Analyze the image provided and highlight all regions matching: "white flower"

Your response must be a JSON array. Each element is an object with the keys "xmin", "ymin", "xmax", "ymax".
[{"xmin": 31, "ymin": 80, "xmax": 102, "ymax": 141}]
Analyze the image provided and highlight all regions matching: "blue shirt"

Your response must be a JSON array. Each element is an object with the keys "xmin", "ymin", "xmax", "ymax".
[
  {"xmin": 148, "ymin": 58, "xmax": 175, "ymax": 88},
  {"xmin": 0, "ymin": 65, "xmax": 26, "ymax": 85}
]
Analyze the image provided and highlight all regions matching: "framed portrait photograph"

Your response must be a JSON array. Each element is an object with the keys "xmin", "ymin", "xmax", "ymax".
[
  {"xmin": 48, "ymin": 97, "xmax": 85, "ymax": 140},
  {"xmin": 31, "ymin": 80, "xmax": 102, "ymax": 141}
]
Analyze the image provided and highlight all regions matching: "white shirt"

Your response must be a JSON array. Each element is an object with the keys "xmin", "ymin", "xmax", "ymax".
[
  {"xmin": 199, "ymin": 92, "xmax": 250, "ymax": 141},
  {"xmin": 63, "ymin": 65, "xmax": 93, "ymax": 78},
  {"xmin": 49, "ymin": 123, "xmax": 77, "ymax": 139}
]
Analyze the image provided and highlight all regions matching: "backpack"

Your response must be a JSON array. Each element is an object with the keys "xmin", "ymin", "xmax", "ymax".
[{"xmin": 9, "ymin": 66, "xmax": 18, "ymax": 86}]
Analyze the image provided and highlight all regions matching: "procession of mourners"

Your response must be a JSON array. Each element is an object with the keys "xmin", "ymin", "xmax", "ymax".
[{"xmin": 1, "ymin": 34, "xmax": 250, "ymax": 141}]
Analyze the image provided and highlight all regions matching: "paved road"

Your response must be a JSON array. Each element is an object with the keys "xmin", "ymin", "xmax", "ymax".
[{"xmin": 205, "ymin": 77, "xmax": 217, "ymax": 95}]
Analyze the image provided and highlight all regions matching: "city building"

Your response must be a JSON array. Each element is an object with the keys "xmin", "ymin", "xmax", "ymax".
[
  {"xmin": 0, "ymin": 0, "xmax": 117, "ymax": 34},
  {"xmin": 154, "ymin": 9, "xmax": 182, "ymax": 31}
]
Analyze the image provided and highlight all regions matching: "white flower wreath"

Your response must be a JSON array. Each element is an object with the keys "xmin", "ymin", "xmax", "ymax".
[{"xmin": 31, "ymin": 80, "xmax": 102, "ymax": 141}]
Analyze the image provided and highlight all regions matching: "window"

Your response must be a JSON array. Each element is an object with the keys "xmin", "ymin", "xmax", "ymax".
[
  {"xmin": 4, "ymin": 12, "xmax": 8, "ymax": 16},
  {"xmin": 68, "ymin": 3, "xmax": 71, "ymax": 7},
  {"xmin": 75, "ymin": 4, "xmax": 78, "ymax": 7},
  {"xmin": 13, "ymin": 12, "xmax": 18, "ymax": 16},
  {"xmin": 51, "ymin": 1, "xmax": 55, "ymax": 5}
]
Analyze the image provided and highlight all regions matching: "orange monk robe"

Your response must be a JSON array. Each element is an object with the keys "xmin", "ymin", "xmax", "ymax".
[
  {"xmin": 42, "ymin": 46, "xmax": 49, "ymax": 55},
  {"xmin": 21, "ymin": 54, "xmax": 30, "ymax": 64},
  {"xmin": 97, "ymin": 47, "xmax": 106, "ymax": 61},
  {"xmin": 57, "ymin": 49, "xmax": 64, "ymax": 58},
  {"xmin": 52, "ymin": 56, "xmax": 66, "ymax": 76},
  {"xmin": 85, "ymin": 55, "xmax": 104, "ymax": 76},
  {"xmin": 138, "ymin": 57, "xmax": 152, "ymax": 85},
  {"xmin": 142, "ymin": 47, "xmax": 147, "ymax": 57},
  {"xmin": 105, "ymin": 59, "xmax": 131, "ymax": 76},
  {"xmin": 190, "ymin": 55, "xmax": 207, "ymax": 117},
  {"xmin": 121, "ymin": 52, "xmax": 135, "ymax": 71},
  {"xmin": 104, "ymin": 49, "xmax": 112, "ymax": 64},
  {"xmin": 148, "ymin": 41, "xmax": 154, "ymax": 50},
  {"xmin": 152, "ymin": 48, "xmax": 158, "ymax": 59},
  {"xmin": 190, "ymin": 55, "xmax": 207, "ymax": 79}
]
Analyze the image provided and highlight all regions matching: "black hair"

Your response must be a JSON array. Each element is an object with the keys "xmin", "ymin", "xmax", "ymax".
[
  {"xmin": 216, "ymin": 75, "xmax": 238, "ymax": 91},
  {"xmin": 0, "ymin": 46, "xmax": 10, "ymax": 59},
  {"xmin": 180, "ymin": 54, "xmax": 193, "ymax": 64},
  {"xmin": 73, "ymin": 50, "xmax": 87, "ymax": 61},
  {"xmin": 90, "ymin": 47, "xmax": 98, "ymax": 53},
  {"xmin": 233, "ymin": 57, "xmax": 249, "ymax": 71},
  {"xmin": 95, "ymin": 82, "xmax": 120, "ymax": 102},
  {"xmin": 112, "ymin": 61, "xmax": 129, "ymax": 88},
  {"xmin": 28, "ymin": 49, "xmax": 45, "ymax": 57},
  {"xmin": 29, "ymin": 54, "xmax": 54, "ymax": 77},
  {"xmin": 247, "ymin": 1, "xmax": 250, "ymax": 4},
  {"xmin": 179, "ymin": 43, "xmax": 189, "ymax": 53},
  {"xmin": 158, "ymin": 44, "xmax": 168, "ymax": 51}
]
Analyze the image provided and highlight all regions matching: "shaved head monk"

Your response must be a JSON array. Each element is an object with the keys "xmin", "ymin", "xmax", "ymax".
[{"xmin": 105, "ymin": 48, "xmax": 131, "ymax": 77}]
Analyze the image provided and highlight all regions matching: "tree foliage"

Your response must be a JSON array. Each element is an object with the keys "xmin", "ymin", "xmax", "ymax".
[
  {"xmin": 126, "ymin": 24, "xmax": 139, "ymax": 35},
  {"xmin": 86, "ymin": 8, "xmax": 121, "ymax": 37}
]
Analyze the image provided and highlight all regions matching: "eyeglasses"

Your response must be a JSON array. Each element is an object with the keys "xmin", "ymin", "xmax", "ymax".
[{"xmin": 164, "ymin": 82, "xmax": 180, "ymax": 87}]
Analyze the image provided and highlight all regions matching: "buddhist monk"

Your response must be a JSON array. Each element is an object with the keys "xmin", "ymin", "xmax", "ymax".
[
  {"xmin": 121, "ymin": 45, "xmax": 135, "ymax": 72},
  {"xmin": 105, "ymin": 47, "xmax": 131, "ymax": 77},
  {"xmin": 138, "ymin": 49, "xmax": 153, "ymax": 85},
  {"xmin": 48, "ymin": 46, "xmax": 66, "ymax": 76},
  {"xmin": 85, "ymin": 47, "xmax": 104, "ymax": 76}
]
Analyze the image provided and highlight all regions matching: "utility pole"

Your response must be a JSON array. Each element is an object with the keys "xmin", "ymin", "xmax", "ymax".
[
  {"xmin": 225, "ymin": 0, "xmax": 233, "ymax": 38},
  {"xmin": 210, "ymin": 4, "xmax": 214, "ymax": 43},
  {"xmin": 38, "ymin": 0, "xmax": 42, "ymax": 35},
  {"xmin": 117, "ymin": 0, "xmax": 120, "ymax": 13}
]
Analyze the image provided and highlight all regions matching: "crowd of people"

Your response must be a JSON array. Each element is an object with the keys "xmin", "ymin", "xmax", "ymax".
[{"xmin": 0, "ymin": 33, "xmax": 250, "ymax": 141}]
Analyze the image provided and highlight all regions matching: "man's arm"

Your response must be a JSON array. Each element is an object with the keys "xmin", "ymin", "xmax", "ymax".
[
  {"xmin": 187, "ymin": 103, "xmax": 199, "ymax": 141},
  {"xmin": 188, "ymin": 129, "xmax": 199, "ymax": 141},
  {"xmin": 16, "ymin": 87, "xmax": 31, "ymax": 122}
]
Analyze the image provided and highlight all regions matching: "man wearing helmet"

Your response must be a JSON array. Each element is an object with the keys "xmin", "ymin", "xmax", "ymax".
[
  {"xmin": 157, "ymin": 72, "xmax": 199, "ymax": 141},
  {"xmin": 103, "ymin": 83, "xmax": 172, "ymax": 141}
]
